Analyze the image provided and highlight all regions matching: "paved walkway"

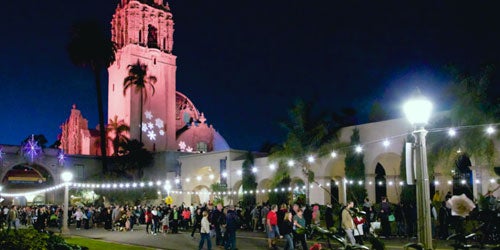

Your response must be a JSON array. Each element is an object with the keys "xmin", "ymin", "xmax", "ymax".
[{"xmin": 67, "ymin": 224, "xmax": 455, "ymax": 250}]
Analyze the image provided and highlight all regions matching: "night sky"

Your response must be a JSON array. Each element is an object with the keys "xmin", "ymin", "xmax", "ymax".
[{"xmin": 1, "ymin": 1, "xmax": 499, "ymax": 151}]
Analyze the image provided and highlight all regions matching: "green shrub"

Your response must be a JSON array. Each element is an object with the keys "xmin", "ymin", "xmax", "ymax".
[{"xmin": 0, "ymin": 229, "xmax": 87, "ymax": 250}]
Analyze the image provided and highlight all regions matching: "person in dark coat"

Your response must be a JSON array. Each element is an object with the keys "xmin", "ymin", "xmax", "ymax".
[
  {"xmin": 303, "ymin": 205, "xmax": 312, "ymax": 227},
  {"xmin": 277, "ymin": 204, "xmax": 287, "ymax": 234},
  {"xmin": 378, "ymin": 197, "xmax": 391, "ymax": 238},
  {"xmin": 191, "ymin": 208, "xmax": 202, "ymax": 238},
  {"xmin": 210, "ymin": 204, "xmax": 225, "ymax": 246},
  {"xmin": 325, "ymin": 204, "xmax": 334, "ymax": 229},
  {"xmin": 438, "ymin": 201, "xmax": 449, "ymax": 239},
  {"xmin": 224, "ymin": 205, "xmax": 240, "ymax": 250},
  {"xmin": 103, "ymin": 207, "xmax": 113, "ymax": 230}
]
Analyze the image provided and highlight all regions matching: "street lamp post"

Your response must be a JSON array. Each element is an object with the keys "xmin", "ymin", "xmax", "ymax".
[
  {"xmin": 61, "ymin": 171, "xmax": 73, "ymax": 235},
  {"xmin": 404, "ymin": 90, "xmax": 434, "ymax": 250}
]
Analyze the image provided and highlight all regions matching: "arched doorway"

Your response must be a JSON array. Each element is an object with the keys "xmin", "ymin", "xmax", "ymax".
[
  {"xmin": 330, "ymin": 179, "xmax": 339, "ymax": 204},
  {"xmin": 191, "ymin": 185, "xmax": 211, "ymax": 205},
  {"xmin": 453, "ymin": 154, "xmax": 473, "ymax": 200},
  {"xmin": 1, "ymin": 163, "xmax": 55, "ymax": 205},
  {"xmin": 375, "ymin": 163, "xmax": 387, "ymax": 203}
]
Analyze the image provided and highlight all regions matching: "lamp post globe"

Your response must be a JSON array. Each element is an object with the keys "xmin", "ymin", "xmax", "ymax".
[
  {"xmin": 403, "ymin": 91, "xmax": 433, "ymax": 125},
  {"xmin": 404, "ymin": 89, "xmax": 434, "ymax": 250},
  {"xmin": 61, "ymin": 171, "xmax": 73, "ymax": 235}
]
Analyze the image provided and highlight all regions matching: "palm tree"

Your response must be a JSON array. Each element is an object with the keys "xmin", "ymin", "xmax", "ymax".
[
  {"xmin": 67, "ymin": 20, "xmax": 117, "ymax": 173},
  {"xmin": 107, "ymin": 115, "xmax": 130, "ymax": 156},
  {"xmin": 123, "ymin": 60, "xmax": 157, "ymax": 143},
  {"xmin": 270, "ymin": 100, "xmax": 343, "ymax": 204},
  {"xmin": 116, "ymin": 138, "xmax": 153, "ymax": 180},
  {"xmin": 241, "ymin": 151, "xmax": 258, "ymax": 207}
]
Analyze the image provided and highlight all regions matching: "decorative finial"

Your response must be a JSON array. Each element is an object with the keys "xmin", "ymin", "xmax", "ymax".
[{"xmin": 199, "ymin": 112, "xmax": 206, "ymax": 124}]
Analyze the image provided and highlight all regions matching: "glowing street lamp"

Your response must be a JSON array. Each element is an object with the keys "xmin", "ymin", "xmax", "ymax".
[
  {"xmin": 61, "ymin": 171, "xmax": 73, "ymax": 235},
  {"xmin": 404, "ymin": 89, "xmax": 433, "ymax": 250}
]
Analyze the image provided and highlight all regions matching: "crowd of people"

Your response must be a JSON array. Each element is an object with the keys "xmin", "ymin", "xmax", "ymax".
[{"xmin": 0, "ymin": 190, "xmax": 497, "ymax": 250}]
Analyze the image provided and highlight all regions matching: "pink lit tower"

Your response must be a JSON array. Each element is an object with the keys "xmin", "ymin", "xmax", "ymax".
[{"xmin": 108, "ymin": 0, "xmax": 176, "ymax": 152}]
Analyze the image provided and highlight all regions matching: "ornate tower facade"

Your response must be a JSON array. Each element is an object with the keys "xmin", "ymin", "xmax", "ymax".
[{"xmin": 108, "ymin": 0, "xmax": 177, "ymax": 152}]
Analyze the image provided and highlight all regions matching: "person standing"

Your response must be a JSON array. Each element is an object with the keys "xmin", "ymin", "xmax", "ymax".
[
  {"xmin": 353, "ymin": 210, "xmax": 365, "ymax": 245},
  {"xmin": 312, "ymin": 205, "xmax": 320, "ymax": 225},
  {"xmin": 261, "ymin": 204, "xmax": 269, "ymax": 232},
  {"xmin": 171, "ymin": 206, "xmax": 179, "ymax": 233},
  {"xmin": 210, "ymin": 203, "xmax": 224, "ymax": 246},
  {"xmin": 293, "ymin": 209, "xmax": 308, "ymax": 250},
  {"xmin": 73, "ymin": 208, "xmax": 84, "ymax": 230},
  {"xmin": 225, "ymin": 205, "xmax": 239, "ymax": 250},
  {"xmin": 362, "ymin": 198, "xmax": 373, "ymax": 237},
  {"xmin": 341, "ymin": 201, "xmax": 356, "ymax": 245},
  {"xmin": 198, "ymin": 211, "xmax": 212, "ymax": 250},
  {"xmin": 191, "ymin": 208, "xmax": 202, "ymax": 238},
  {"xmin": 379, "ymin": 197, "xmax": 391, "ymax": 238},
  {"xmin": 438, "ymin": 201, "xmax": 449, "ymax": 239},
  {"xmin": 267, "ymin": 204, "xmax": 280, "ymax": 250},
  {"xmin": 145, "ymin": 207, "xmax": 153, "ymax": 234},
  {"xmin": 7, "ymin": 205, "xmax": 18, "ymax": 230},
  {"xmin": 394, "ymin": 202, "xmax": 405, "ymax": 237},
  {"xmin": 281, "ymin": 212, "xmax": 294, "ymax": 250},
  {"xmin": 325, "ymin": 204, "xmax": 334, "ymax": 229},
  {"xmin": 251, "ymin": 206, "xmax": 260, "ymax": 232}
]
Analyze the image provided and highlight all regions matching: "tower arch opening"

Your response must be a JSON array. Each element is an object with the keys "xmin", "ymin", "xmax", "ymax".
[{"xmin": 375, "ymin": 163, "xmax": 387, "ymax": 203}]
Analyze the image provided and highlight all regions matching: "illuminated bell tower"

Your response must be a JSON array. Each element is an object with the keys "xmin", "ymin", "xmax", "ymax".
[{"xmin": 108, "ymin": 0, "xmax": 176, "ymax": 152}]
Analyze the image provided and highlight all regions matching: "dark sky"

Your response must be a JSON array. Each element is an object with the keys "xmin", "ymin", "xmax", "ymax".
[{"xmin": 0, "ymin": 1, "xmax": 499, "ymax": 151}]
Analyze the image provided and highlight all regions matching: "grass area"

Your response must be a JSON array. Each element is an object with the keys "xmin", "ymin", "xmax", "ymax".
[{"xmin": 64, "ymin": 236, "xmax": 156, "ymax": 250}]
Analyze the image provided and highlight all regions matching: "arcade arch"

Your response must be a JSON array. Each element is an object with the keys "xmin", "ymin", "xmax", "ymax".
[
  {"xmin": 191, "ymin": 185, "xmax": 211, "ymax": 205},
  {"xmin": 1, "ymin": 162, "xmax": 56, "ymax": 205}
]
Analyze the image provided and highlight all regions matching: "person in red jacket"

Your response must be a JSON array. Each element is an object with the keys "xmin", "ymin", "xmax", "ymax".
[
  {"xmin": 353, "ymin": 210, "xmax": 365, "ymax": 245},
  {"xmin": 144, "ymin": 207, "xmax": 153, "ymax": 234}
]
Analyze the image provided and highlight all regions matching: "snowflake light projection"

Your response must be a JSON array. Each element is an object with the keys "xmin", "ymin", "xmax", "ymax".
[
  {"xmin": 0, "ymin": 146, "xmax": 4, "ymax": 162},
  {"xmin": 142, "ymin": 110, "xmax": 165, "ymax": 141},
  {"xmin": 147, "ymin": 130, "xmax": 157, "ymax": 141},
  {"xmin": 58, "ymin": 150, "xmax": 65, "ymax": 166},
  {"xmin": 23, "ymin": 135, "xmax": 42, "ymax": 162},
  {"xmin": 178, "ymin": 141, "xmax": 193, "ymax": 152}
]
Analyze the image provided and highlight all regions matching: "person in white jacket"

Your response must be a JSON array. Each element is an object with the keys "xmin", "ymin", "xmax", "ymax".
[
  {"xmin": 198, "ymin": 211, "xmax": 212, "ymax": 250},
  {"xmin": 73, "ymin": 208, "xmax": 84, "ymax": 230}
]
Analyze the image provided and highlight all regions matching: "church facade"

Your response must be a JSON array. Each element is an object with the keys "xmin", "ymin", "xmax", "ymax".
[{"xmin": 59, "ymin": 0, "xmax": 229, "ymax": 156}]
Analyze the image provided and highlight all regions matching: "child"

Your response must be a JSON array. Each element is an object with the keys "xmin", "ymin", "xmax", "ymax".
[{"xmin": 161, "ymin": 214, "xmax": 169, "ymax": 234}]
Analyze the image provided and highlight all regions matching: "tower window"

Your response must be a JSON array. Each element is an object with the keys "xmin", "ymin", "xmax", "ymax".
[{"xmin": 197, "ymin": 142, "xmax": 208, "ymax": 153}]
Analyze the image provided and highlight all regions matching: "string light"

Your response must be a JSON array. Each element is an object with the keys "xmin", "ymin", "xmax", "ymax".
[
  {"xmin": 307, "ymin": 155, "xmax": 315, "ymax": 163},
  {"xmin": 486, "ymin": 126, "xmax": 495, "ymax": 135},
  {"xmin": 269, "ymin": 163, "xmax": 276, "ymax": 170},
  {"xmin": 448, "ymin": 128, "xmax": 456, "ymax": 137},
  {"xmin": 382, "ymin": 139, "xmax": 390, "ymax": 147},
  {"xmin": 287, "ymin": 160, "xmax": 295, "ymax": 167},
  {"xmin": 330, "ymin": 151, "xmax": 337, "ymax": 158},
  {"xmin": 355, "ymin": 145, "xmax": 363, "ymax": 153},
  {"xmin": 251, "ymin": 166, "xmax": 258, "ymax": 173}
]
